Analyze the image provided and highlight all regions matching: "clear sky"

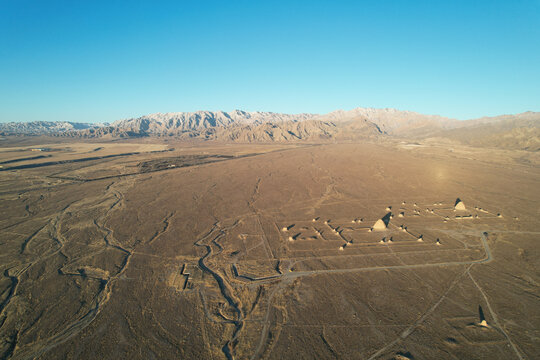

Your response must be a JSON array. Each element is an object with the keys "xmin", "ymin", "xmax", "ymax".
[{"xmin": 1, "ymin": 0, "xmax": 539, "ymax": 123}]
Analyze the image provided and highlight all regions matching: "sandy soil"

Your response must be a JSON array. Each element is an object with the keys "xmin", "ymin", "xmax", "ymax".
[{"xmin": 0, "ymin": 139, "xmax": 538, "ymax": 359}]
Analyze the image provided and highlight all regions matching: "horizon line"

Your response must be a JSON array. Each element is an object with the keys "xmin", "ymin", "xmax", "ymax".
[{"xmin": 1, "ymin": 107, "xmax": 539, "ymax": 125}]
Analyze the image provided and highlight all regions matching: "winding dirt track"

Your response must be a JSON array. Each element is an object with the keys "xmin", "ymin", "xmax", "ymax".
[{"xmin": 198, "ymin": 228, "xmax": 497, "ymax": 359}]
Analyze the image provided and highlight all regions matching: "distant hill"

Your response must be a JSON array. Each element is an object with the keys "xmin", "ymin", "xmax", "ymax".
[
  {"xmin": 317, "ymin": 108, "xmax": 459, "ymax": 136},
  {"xmin": 456, "ymin": 111, "xmax": 540, "ymax": 127},
  {"xmin": 1, "ymin": 108, "xmax": 538, "ymax": 149},
  {"xmin": 57, "ymin": 126, "xmax": 148, "ymax": 139},
  {"xmin": 429, "ymin": 115, "xmax": 540, "ymax": 151},
  {"xmin": 112, "ymin": 110, "xmax": 318, "ymax": 135},
  {"xmin": 203, "ymin": 118, "xmax": 383, "ymax": 142},
  {"xmin": 0, "ymin": 121, "xmax": 99, "ymax": 135},
  {"xmin": 108, "ymin": 111, "xmax": 384, "ymax": 142},
  {"xmin": 110, "ymin": 108, "xmax": 457, "ymax": 137}
]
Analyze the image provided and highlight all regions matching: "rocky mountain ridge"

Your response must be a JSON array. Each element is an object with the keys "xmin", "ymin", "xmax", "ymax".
[
  {"xmin": 0, "ymin": 121, "xmax": 100, "ymax": 135},
  {"xmin": 111, "ymin": 110, "xmax": 318, "ymax": 135},
  {"xmin": 1, "ymin": 108, "xmax": 538, "ymax": 149}
]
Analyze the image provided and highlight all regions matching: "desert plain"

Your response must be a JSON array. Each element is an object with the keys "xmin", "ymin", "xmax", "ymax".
[{"xmin": 0, "ymin": 137, "xmax": 538, "ymax": 360}]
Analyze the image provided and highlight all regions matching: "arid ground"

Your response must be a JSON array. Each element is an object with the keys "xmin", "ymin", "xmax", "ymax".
[{"xmin": 0, "ymin": 139, "xmax": 538, "ymax": 359}]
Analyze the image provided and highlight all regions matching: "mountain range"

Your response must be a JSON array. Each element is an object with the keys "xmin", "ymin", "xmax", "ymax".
[
  {"xmin": 1, "ymin": 108, "xmax": 538, "ymax": 150},
  {"xmin": 0, "ymin": 121, "xmax": 98, "ymax": 135}
]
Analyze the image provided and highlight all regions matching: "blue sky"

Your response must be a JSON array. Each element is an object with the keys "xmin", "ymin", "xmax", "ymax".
[{"xmin": 0, "ymin": 0, "xmax": 539, "ymax": 123}]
